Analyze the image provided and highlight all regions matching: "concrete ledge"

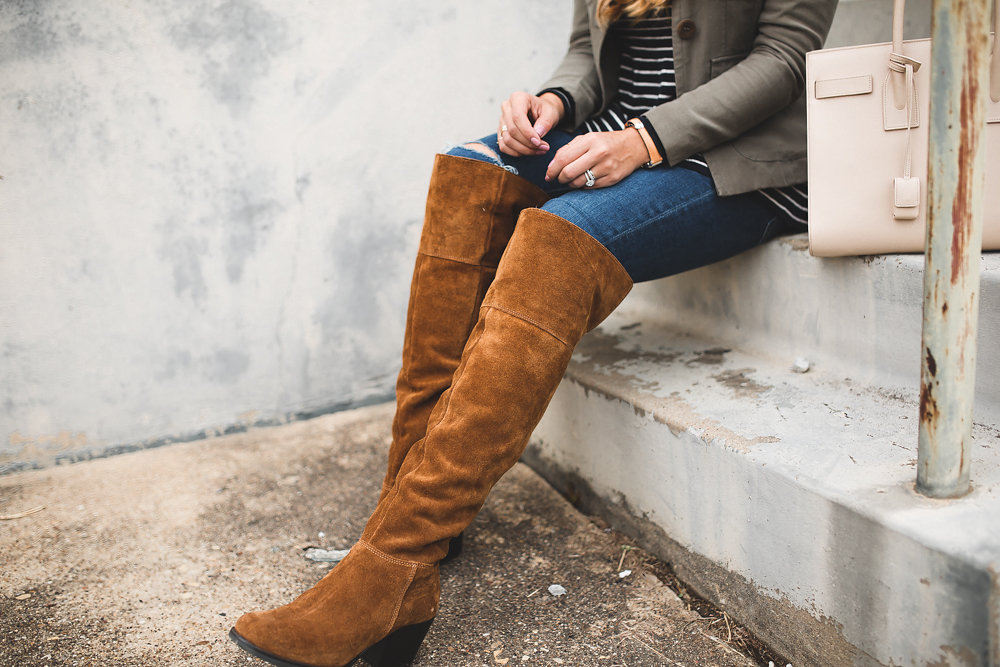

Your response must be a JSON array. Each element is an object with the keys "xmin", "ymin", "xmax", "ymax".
[
  {"xmin": 623, "ymin": 235, "xmax": 1000, "ymax": 425},
  {"xmin": 528, "ymin": 311, "xmax": 1000, "ymax": 666}
]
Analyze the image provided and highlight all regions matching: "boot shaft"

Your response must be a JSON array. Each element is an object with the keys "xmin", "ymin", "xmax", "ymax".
[
  {"xmin": 384, "ymin": 156, "xmax": 549, "ymax": 502},
  {"xmin": 368, "ymin": 209, "xmax": 632, "ymax": 564}
]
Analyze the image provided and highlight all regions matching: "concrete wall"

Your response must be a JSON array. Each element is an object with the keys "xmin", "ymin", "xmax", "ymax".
[
  {"xmin": 826, "ymin": 0, "xmax": 931, "ymax": 49},
  {"xmin": 1, "ymin": 1, "xmax": 571, "ymax": 471},
  {"xmin": 0, "ymin": 0, "xmax": 931, "ymax": 472}
]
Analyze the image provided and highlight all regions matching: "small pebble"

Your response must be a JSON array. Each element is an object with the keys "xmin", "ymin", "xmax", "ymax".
[
  {"xmin": 547, "ymin": 584, "xmax": 566, "ymax": 597},
  {"xmin": 618, "ymin": 570, "xmax": 632, "ymax": 579},
  {"xmin": 792, "ymin": 357, "xmax": 811, "ymax": 373},
  {"xmin": 304, "ymin": 548, "xmax": 350, "ymax": 563}
]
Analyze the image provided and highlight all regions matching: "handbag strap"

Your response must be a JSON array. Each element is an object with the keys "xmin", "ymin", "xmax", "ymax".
[
  {"xmin": 889, "ymin": 0, "xmax": 919, "ymax": 220},
  {"xmin": 903, "ymin": 62, "xmax": 916, "ymax": 180},
  {"xmin": 891, "ymin": 0, "xmax": 906, "ymax": 57},
  {"xmin": 889, "ymin": 0, "xmax": 920, "ymax": 110}
]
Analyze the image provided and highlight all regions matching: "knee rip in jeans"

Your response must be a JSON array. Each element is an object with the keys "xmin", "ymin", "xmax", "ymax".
[
  {"xmin": 456, "ymin": 142, "xmax": 520, "ymax": 175},
  {"xmin": 463, "ymin": 142, "xmax": 501, "ymax": 162}
]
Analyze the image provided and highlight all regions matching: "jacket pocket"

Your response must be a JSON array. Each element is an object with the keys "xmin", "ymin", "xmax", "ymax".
[
  {"xmin": 709, "ymin": 53, "xmax": 748, "ymax": 79},
  {"xmin": 729, "ymin": 100, "xmax": 807, "ymax": 163}
]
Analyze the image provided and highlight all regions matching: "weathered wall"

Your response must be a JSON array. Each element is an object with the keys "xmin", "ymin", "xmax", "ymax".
[
  {"xmin": 0, "ymin": 1, "xmax": 571, "ymax": 470},
  {"xmin": 826, "ymin": 0, "xmax": 930, "ymax": 48},
  {"xmin": 0, "ymin": 0, "xmax": 933, "ymax": 472}
]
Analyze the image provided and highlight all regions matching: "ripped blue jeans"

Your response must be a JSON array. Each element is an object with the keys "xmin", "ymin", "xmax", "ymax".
[{"xmin": 447, "ymin": 130, "xmax": 798, "ymax": 283}]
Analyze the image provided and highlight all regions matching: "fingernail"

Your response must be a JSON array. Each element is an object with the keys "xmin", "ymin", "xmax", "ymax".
[{"xmin": 530, "ymin": 137, "xmax": 540, "ymax": 146}]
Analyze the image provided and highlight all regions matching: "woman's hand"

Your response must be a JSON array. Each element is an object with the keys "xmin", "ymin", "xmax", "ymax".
[
  {"xmin": 497, "ymin": 92, "xmax": 565, "ymax": 156},
  {"xmin": 545, "ymin": 129, "xmax": 650, "ymax": 189}
]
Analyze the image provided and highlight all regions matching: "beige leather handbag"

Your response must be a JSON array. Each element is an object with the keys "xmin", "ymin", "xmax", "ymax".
[{"xmin": 806, "ymin": 0, "xmax": 1000, "ymax": 256}]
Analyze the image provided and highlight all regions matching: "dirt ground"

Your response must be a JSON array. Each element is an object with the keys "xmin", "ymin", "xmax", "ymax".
[{"xmin": 1, "ymin": 403, "xmax": 763, "ymax": 666}]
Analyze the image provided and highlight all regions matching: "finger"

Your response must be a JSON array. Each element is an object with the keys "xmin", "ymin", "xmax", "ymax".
[
  {"xmin": 498, "ymin": 127, "xmax": 539, "ymax": 157},
  {"xmin": 530, "ymin": 99, "xmax": 558, "ymax": 145},
  {"xmin": 501, "ymin": 96, "xmax": 525, "ymax": 143},
  {"xmin": 571, "ymin": 169, "xmax": 599, "ymax": 189},
  {"xmin": 501, "ymin": 129, "xmax": 546, "ymax": 156},
  {"xmin": 564, "ymin": 156, "xmax": 601, "ymax": 187},
  {"xmin": 546, "ymin": 139, "xmax": 591, "ymax": 182},
  {"xmin": 498, "ymin": 111, "xmax": 529, "ymax": 155},
  {"xmin": 499, "ymin": 106, "xmax": 538, "ymax": 155},
  {"xmin": 531, "ymin": 124, "xmax": 552, "ymax": 152},
  {"xmin": 499, "ymin": 139, "xmax": 536, "ymax": 157},
  {"xmin": 545, "ymin": 140, "xmax": 586, "ymax": 181},
  {"xmin": 499, "ymin": 101, "xmax": 514, "ymax": 140},
  {"xmin": 509, "ymin": 96, "xmax": 541, "ymax": 149}
]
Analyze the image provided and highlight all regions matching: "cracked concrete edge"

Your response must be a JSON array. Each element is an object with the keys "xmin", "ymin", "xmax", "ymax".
[{"xmin": 521, "ymin": 444, "xmax": 874, "ymax": 667}]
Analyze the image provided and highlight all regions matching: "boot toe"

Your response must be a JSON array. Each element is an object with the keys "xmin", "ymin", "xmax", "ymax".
[
  {"xmin": 232, "ymin": 609, "xmax": 261, "ymax": 638},
  {"xmin": 231, "ymin": 610, "xmax": 285, "ymax": 657},
  {"xmin": 231, "ymin": 608, "xmax": 318, "ymax": 665},
  {"xmin": 228, "ymin": 542, "xmax": 439, "ymax": 667}
]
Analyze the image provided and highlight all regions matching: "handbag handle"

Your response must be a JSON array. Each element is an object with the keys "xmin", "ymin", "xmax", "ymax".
[{"xmin": 891, "ymin": 0, "xmax": 1000, "ymax": 104}]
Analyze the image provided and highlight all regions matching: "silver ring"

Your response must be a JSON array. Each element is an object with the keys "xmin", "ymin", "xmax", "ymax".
[
  {"xmin": 499, "ymin": 124, "xmax": 508, "ymax": 139},
  {"xmin": 584, "ymin": 169, "xmax": 596, "ymax": 188}
]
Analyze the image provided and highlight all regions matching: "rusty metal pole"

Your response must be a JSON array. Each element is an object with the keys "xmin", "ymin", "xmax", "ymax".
[{"xmin": 917, "ymin": 0, "xmax": 990, "ymax": 498}]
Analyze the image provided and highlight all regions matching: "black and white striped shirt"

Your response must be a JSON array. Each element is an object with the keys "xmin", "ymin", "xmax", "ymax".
[{"xmin": 583, "ymin": 8, "xmax": 808, "ymax": 226}]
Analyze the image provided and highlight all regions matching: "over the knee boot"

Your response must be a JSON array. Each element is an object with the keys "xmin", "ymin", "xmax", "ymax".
[
  {"xmin": 230, "ymin": 209, "xmax": 632, "ymax": 667},
  {"xmin": 364, "ymin": 209, "xmax": 633, "ymax": 562},
  {"xmin": 383, "ymin": 154, "xmax": 548, "ymax": 504}
]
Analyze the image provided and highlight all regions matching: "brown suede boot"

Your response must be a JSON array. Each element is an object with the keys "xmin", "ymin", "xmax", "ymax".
[
  {"xmin": 230, "ymin": 209, "xmax": 632, "ymax": 667},
  {"xmin": 363, "ymin": 209, "xmax": 633, "ymax": 563},
  {"xmin": 382, "ymin": 154, "xmax": 548, "ymax": 504},
  {"xmin": 229, "ymin": 541, "xmax": 439, "ymax": 667}
]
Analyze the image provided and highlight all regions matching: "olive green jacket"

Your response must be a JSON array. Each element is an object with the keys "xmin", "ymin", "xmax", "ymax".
[{"xmin": 538, "ymin": 0, "xmax": 839, "ymax": 195}]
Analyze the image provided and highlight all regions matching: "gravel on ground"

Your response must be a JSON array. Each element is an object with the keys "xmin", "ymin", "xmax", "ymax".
[{"xmin": 0, "ymin": 403, "xmax": 763, "ymax": 666}]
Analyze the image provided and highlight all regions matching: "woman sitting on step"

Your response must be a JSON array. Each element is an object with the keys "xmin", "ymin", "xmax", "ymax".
[{"xmin": 229, "ymin": 0, "xmax": 838, "ymax": 665}]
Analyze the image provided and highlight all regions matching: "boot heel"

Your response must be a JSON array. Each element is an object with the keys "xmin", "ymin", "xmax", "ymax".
[
  {"xmin": 362, "ymin": 619, "xmax": 433, "ymax": 667},
  {"xmin": 441, "ymin": 532, "xmax": 463, "ymax": 564}
]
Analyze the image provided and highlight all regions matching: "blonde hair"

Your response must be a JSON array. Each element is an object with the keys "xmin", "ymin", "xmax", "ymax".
[{"xmin": 596, "ymin": 0, "xmax": 671, "ymax": 26}]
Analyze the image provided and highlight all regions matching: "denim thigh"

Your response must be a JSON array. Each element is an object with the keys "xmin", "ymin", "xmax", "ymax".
[{"xmin": 444, "ymin": 135, "xmax": 787, "ymax": 283}]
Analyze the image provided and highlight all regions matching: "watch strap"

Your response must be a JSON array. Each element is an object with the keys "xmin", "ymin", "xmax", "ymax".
[{"xmin": 625, "ymin": 118, "xmax": 663, "ymax": 168}]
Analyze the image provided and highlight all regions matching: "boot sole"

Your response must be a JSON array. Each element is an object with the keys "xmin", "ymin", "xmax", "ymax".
[{"xmin": 229, "ymin": 618, "xmax": 433, "ymax": 667}]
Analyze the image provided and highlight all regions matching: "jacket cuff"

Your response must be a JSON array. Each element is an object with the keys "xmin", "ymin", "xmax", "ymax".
[{"xmin": 538, "ymin": 87, "xmax": 576, "ymax": 126}]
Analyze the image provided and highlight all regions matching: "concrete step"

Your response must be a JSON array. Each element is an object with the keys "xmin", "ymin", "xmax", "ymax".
[
  {"xmin": 526, "ymin": 241, "xmax": 1000, "ymax": 666},
  {"xmin": 622, "ymin": 234, "xmax": 1000, "ymax": 426}
]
